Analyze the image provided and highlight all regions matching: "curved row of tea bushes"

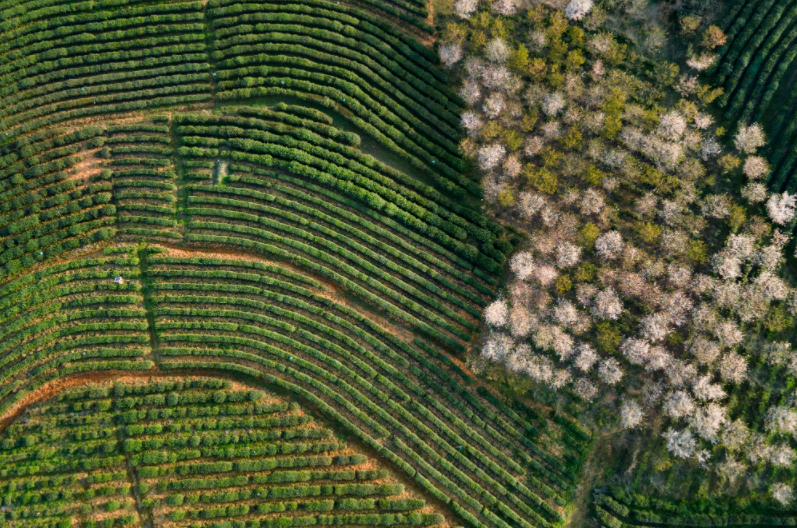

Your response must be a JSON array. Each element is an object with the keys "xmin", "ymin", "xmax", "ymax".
[
  {"xmin": 0, "ymin": 252, "xmax": 152, "ymax": 415},
  {"xmin": 0, "ymin": 0, "xmax": 211, "ymax": 139}
]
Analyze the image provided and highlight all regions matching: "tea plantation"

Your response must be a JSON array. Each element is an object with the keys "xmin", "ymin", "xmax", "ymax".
[{"xmin": 0, "ymin": 0, "xmax": 591, "ymax": 527}]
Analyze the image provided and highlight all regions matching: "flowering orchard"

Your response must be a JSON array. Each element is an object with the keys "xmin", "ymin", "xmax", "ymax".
[{"xmin": 438, "ymin": 0, "xmax": 797, "ymax": 505}]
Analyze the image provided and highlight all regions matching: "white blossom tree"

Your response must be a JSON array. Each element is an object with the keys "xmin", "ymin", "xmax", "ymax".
[
  {"xmin": 478, "ymin": 143, "xmax": 506, "ymax": 171},
  {"xmin": 542, "ymin": 93, "xmax": 566, "ymax": 116},
  {"xmin": 439, "ymin": 43, "xmax": 463, "ymax": 68},
  {"xmin": 595, "ymin": 231, "xmax": 624, "ymax": 260},
  {"xmin": 663, "ymin": 428, "xmax": 698, "ymax": 459},
  {"xmin": 565, "ymin": 0, "xmax": 593, "ymax": 20},
  {"xmin": 734, "ymin": 123, "xmax": 766, "ymax": 154},
  {"xmin": 484, "ymin": 299, "xmax": 509, "ymax": 327},
  {"xmin": 481, "ymin": 332, "xmax": 513, "ymax": 362},
  {"xmin": 556, "ymin": 242, "xmax": 582, "ymax": 268},
  {"xmin": 483, "ymin": 92, "xmax": 505, "ymax": 118},
  {"xmin": 743, "ymin": 156, "xmax": 769, "ymax": 180},
  {"xmin": 772, "ymin": 483, "xmax": 794, "ymax": 506},
  {"xmin": 491, "ymin": 0, "xmax": 516, "ymax": 15},
  {"xmin": 620, "ymin": 399, "xmax": 645, "ymax": 429},
  {"xmin": 686, "ymin": 53, "xmax": 717, "ymax": 71},
  {"xmin": 592, "ymin": 288, "xmax": 622, "ymax": 320},
  {"xmin": 485, "ymin": 38, "xmax": 509, "ymax": 63},
  {"xmin": 766, "ymin": 406, "xmax": 797, "ymax": 436},
  {"xmin": 722, "ymin": 419, "xmax": 750, "ymax": 452},
  {"xmin": 509, "ymin": 251, "xmax": 535, "ymax": 280},
  {"xmin": 454, "ymin": 0, "xmax": 478, "ymax": 19},
  {"xmin": 574, "ymin": 343, "xmax": 598, "ymax": 372},
  {"xmin": 657, "ymin": 111, "xmax": 687, "ymax": 141},
  {"xmin": 692, "ymin": 375, "xmax": 726, "ymax": 401},
  {"xmin": 766, "ymin": 192, "xmax": 797, "ymax": 225},
  {"xmin": 461, "ymin": 112, "xmax": 481, "ymax": 136},
  {"xmin": 719, "ymin": 353, "xmax": 747, "ymax": 384},
  {"xmin": 664, "ymin": 390, "xmax": 696, "ymax": 419},
  {"xmin": 621, "ymin": 338, "xmax": 650, "ymax": 366},
  {"xmin": 598, "ymin": 358, "xmax": 623, "ymax": 385}
]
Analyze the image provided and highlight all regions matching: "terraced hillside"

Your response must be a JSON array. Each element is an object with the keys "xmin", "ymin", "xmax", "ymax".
[
  {"xmin": 0, "ymin": 378, "xmax": 443, "ymax": 528},
  {"xmin": 0, "ymin": 242, "xmax": 589, "ymax": 528},
  {"xmin": 0, "ymin": 0, "xmax": 591, "ymax": 527},
  {"xmin": 711, "ymin": 0, "xmax": 797, "ymax": 194}
]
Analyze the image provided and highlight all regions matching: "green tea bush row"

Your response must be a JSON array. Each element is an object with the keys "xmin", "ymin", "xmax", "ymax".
[
  {"xmin": 184, "ymin": 221, "xmax": 470, "ymax": 339},
  {"xmin": 181, "ymin": 136, "xmax": 496, "ymax": 269},
  {"xmin": 187, "ymin": 201, "xmax": 478, "ymax": 326},
  {"xmin": 215, "ymin": 70, "xmax": 461, "ymax": 174},
  {"xmin": 213, "ymin": 40, "xmax": 457, "ymax": 142},
  {"xmin": 176, "ymin": 115, "xmax": 475, "ymax": 242},
  {"xmin": 723, "ymin": 7, "xmax": 797, "ymax": 120},
  {"xmin": 230, "ymin": 109, "xmax": 493, "ymax": 236},
  {"xmin": 186, "ymin": 186, "xmax": 480, "ymax": 310}
]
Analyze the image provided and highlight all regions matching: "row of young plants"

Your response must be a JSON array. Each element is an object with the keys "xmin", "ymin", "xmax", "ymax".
[
  {"xmin": 185, "ymin": 221, "xmax": 470, "ymax": 342},
  {"xmin": 716, "ymin": 0, "xmax": 792, "ymax": 95},
  {"xmin": 0, "ymin": 140, "xmax": 107, "ymax": 265},
  {"xmin": 226, "ymin": 109, "xmax": 495, "ymax": 239},
  {"xmin": 2, "ymin": 10, "xmax": 204, "ymax": 61},
  {"xmin": 6, "ymin": 91, "xmax": 210, "ymax": 141},
  {"xmin": 0, "ymin": 0, "xmax": 209, "ymax": 135},
  {"xmin": 226, "ymin": 108, "xmax": 359, "ymax": 148},
  {"xmin": 594, "ymin": 489, "xmax": 797, "ymax": 527},
  {"xmin": 712, "ymin": 0, "xmax": 781, "ymax": 81},
  {"xmin": 258, "ymin": 170, "xmax": 497, "ymax": 286},
  {"xmin": 103, "ymin": 119, "xmax": 182, "ymax": 240},
  {"xmin": 257, "ymin": 175, "xmax": 491, "ymax": 295},
  {"xmin": 1, "ymin": 30, "xmax": 205, "ymax": 84},
  {"xmin": 1, "ymin": 55, "xmax": 208, "ymax": 124},
  {"xmin": 215, "ymin": 74, "xmax": 465, "ymax": 191},
  {"xmin": 208, "ymin": 0, "xmax": 438, "ymax": 67},
  {"xmin": 2, "ymin": 79, "xmax": 208, "ymax": 135},
  {"xmin": 221, "ymin": 83, "xmax": 475, "ymax": 197},
  {"xmin": 208, "ymin": 0, "xmax": 432, "ymax": 37},
  {"xmin": 0, "ymin": 390, "xmax": 144, "ymax": 528},
  {"xmin": 161, "ymin": 359, "xmax": 543, "ymax": 528},
  {"xmin": 719, "ymin": 0, "xmax": 797, "ymax": 119},
  {"xmin": 0, "ymin": 254, "xmax": 150, "ymax": 414},
  {"xmin": 149, "ymin": 254, "xmax": 492, "ymax": 452},
  {"xmin": 0, "ymin": 126, "xmax": 103, "ymax": 179},
  {"xmin": 0, "ymin": 0, "xmax": 202, "ymax": 43}
]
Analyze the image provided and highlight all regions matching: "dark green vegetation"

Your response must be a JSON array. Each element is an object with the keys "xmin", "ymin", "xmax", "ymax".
[
  {"xmin": 712, "ymin": 0, "xmax": 797, "ymax": 192},
  {"xmin": 0, "ymin": 378, "xmax": 443, "ymax": 528},
  {"xmin": 594, "ymin": 487, "xmax": 797, "ymax": 527}
]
